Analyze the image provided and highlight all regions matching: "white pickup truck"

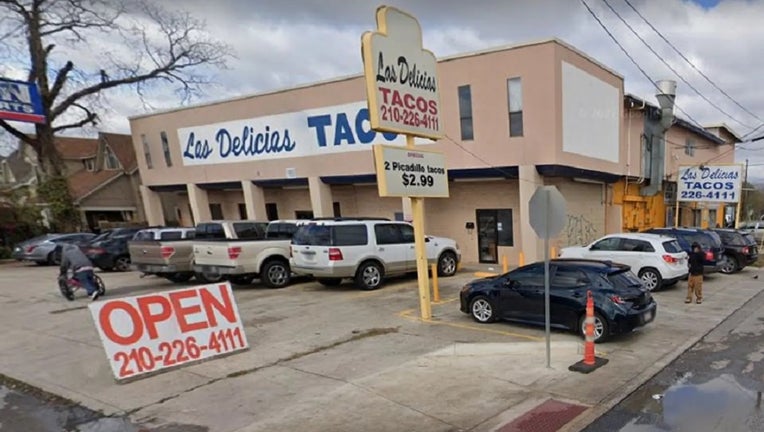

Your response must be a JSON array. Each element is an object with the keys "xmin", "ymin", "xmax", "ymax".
[{"xmin": 192, "ymin": 220, "xmax": 297, "ymax": 288}]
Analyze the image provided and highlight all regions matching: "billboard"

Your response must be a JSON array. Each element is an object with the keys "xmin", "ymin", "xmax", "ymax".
[
  {"xmin": 677, "ymin": 164, "xmax": 743, "ymax": 203},
  {"xmin": 0, "ymin": 78, "xmax": 45, "ymax": 124}
]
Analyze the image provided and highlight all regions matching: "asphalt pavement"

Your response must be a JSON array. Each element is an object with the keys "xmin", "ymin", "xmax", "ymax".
[{"xmin": 584, "ymin": 279, "xmax": 764, "ymax": 432}]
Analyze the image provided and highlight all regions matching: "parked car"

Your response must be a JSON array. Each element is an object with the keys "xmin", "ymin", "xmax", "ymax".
[
  {"xmin": 290, "ymin": 218, "xmax": 461, "ymax": 290},
  {"xmin": 265, "ymin": 219, "xmax": 308, "ymax": 239},
  {"xmin": 192, "ymin": 220, "xmax": 293, "ymax": 287},
  {"xmin": 710, "ymin": 228, "xmax": 759, "ymax": 274},
  {"xmin": 558, "ymin": 233, "xmax": 687, "ymax": 291},
  {"xmin": 459, "ymin": 259, "xmax": 657, "ymax": 343},
  {"xmin": 738, "ymin": 221, "xmax": 764, "ymax": 244},
  {"xmin": 51, "ymin": 233, "xmax": 99, "ymax": 265},
  {"xmin": 642, "ymin": 227, "xmax": 723, "ymax": 274},
  {"xmin": 81, "ymin": 227, "xmax": 145, "ymax": 271},
  {"xmin": 12, "ymin": 233, "xmax": 96, "ymax": 265},
  {"xmin": 129, "ymin": 227, "xmax": 197, "ymax": 282}
]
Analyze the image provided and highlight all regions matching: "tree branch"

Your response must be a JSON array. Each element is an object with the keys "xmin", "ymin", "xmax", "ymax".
[
  {"xmin": 0, "ymin": 119, "xmax": 35, "ymax": 146},
  {"xmin": 52, "ymin": 102, "xmax": 97, "ymax": 132},
  {"xmin": 48, "ymin": 59, "xmax": 72, "ymax": 102}
]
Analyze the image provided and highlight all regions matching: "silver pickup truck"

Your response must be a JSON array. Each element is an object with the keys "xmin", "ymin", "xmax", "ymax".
[
  {"xmin": 192, "ymin": 220, "xmax": 295, "ymax": 288},
  {"xmin": 128, "ymin": 227, "xmax": 199, "ymax": 283}
]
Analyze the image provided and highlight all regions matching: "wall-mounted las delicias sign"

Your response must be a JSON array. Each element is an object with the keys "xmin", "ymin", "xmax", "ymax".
[{"xmin": 361, "ymin": 6, "xmax": 443, "ymax": 139}]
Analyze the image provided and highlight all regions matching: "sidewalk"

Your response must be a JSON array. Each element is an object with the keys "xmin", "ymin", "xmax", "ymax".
[{"xmin": 0, "ymin": 264, "xmax": 761, "ymax": 431}]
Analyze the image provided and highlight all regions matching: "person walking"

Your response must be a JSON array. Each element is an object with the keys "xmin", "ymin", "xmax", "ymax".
[
  {"xmin": 59, "ymin": 243, "xmax": 100, "ymax": 301},
  {"xmin": 686, "ymin": 242, "xmax": 705, "ymax": 304}
]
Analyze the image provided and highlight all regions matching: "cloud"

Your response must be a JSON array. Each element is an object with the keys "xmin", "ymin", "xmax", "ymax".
[{"xmin": 1, "ymin": 0, "xmax": 764, "ymax": 181}]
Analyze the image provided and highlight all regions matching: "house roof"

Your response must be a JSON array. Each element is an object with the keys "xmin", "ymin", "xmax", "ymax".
[
  {"xmin": 101, "ymin": 132, "xmax": 137, "ymax": 171},
  {"xmin": 702, "ymin": 122, "xmax": 743, "ymax": 143},
  {"xmin": 624, "ymin": 94, "xmax": 727, "ymax": 145},
  {"xmin": 68, "ymin": 168, "xmax": 122, "ymax": 202},
  {"xmin": 53, "ymin": 136, "xmax": 98, "ymax": 160}
]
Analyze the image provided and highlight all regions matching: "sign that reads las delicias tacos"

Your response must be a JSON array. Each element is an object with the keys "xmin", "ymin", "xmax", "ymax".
[
  {"xmin": 89, "ymin": 282, "xmax": 249, "ymax": 381},
  {"xmin": 361, "ymin": 6, "xmax": 443, "ymax": 139}
]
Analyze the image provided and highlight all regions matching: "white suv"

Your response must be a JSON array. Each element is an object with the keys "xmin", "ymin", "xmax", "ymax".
[
  {"xmin": 290, "ymin": 218, "xmax": 461, "ymax": 290},
  {"xmin": 559, "ymin": 233, "xmax": 688, "ymax": 291}
]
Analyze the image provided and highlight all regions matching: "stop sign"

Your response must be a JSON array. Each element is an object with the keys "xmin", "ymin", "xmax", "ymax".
[{"xmin": 529, "ymin": 186, "xmax": 567, "ymax": 238}]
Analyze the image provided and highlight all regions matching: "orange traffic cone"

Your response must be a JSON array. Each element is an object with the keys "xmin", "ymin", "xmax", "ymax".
[{"xmin": 569, "ymin": 290, "xmax": 608, "ymax": 374}]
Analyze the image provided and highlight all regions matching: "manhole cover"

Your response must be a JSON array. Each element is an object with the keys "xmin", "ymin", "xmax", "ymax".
[{"xmin": 497, "ymin": 399, "xmax": 587, "ymax": 432}]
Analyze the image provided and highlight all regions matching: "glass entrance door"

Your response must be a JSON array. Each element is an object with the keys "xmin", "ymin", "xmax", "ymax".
[{"xmin": 476, "ymin": 210, "xmax": 498, "ymax": 264}]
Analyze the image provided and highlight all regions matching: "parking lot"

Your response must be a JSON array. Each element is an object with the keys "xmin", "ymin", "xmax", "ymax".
[{"xmin": 1, "ymin": 261, "xmax": 762, "ymax": 432}]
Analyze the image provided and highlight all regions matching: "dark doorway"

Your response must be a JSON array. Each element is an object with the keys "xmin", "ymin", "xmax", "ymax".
[
  {"xmin": 209, "ymin": 203, "xmax": 224, "ymax": 220},
  {"xmin": 295, "ymin": 210, "xmax": 314, "ymax": 219},
  {"xmin": 266, "ymin": 203, "xmax": 278, "ymax": 221},
  {"xmin": 238, "ymin": 203, "xmax": 247, "ymax": 220},
  {"xmin": 333, "ymin": 202, "xmax": 341, "ymax": 217},
  {"xmin": 476, "ymin": 209, "xmax": 514, "ymax": 264}
]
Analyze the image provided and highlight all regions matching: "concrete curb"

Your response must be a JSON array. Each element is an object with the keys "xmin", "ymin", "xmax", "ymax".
[{"xmin": 559, "ymin": 274, "xmax": 764, "ymax": 432}]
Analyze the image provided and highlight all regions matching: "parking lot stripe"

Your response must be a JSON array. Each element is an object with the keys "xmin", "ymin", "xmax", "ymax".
[{"xmin": 396, "ymin": 308, "xmax": 544, "ymax": 341}]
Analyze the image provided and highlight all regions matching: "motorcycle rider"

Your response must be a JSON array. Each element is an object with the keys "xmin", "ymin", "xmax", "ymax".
[{"xmin": 59, "ymin": 244, "xmax": 100, "ymax": 301}]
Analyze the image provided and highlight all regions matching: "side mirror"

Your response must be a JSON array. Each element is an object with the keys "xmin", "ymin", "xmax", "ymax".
[
  {"xmin": 504, "ymin": 278, "xmax": 517, "ymax": 288},
  {"xmin": 425, "ymin": 237, "xmax": 431, "ymax": 243}
]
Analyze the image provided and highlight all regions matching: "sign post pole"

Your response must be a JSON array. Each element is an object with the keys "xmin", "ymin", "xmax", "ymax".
[
  {"xmin": 543, "ymin": 192, "xmax": 551, "ymax": 369},
  {"xmin": 735, "ymin": 163, "xmax": 744, "ymax": 228},
  {"xmin": 408, "ymin": 135, "xmax": 432, "ymax": 320},
  {"xmin": 674, "ymin": 195, "xmax": 680, "ymax": 227}
]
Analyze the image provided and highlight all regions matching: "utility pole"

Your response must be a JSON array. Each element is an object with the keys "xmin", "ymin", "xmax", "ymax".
[{"xmin": 743, "ymin": 158, "xmax": 750, "ymax": 222}]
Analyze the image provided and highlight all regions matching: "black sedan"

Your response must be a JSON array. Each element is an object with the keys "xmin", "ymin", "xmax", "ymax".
[{"xmin": 459, "ymin": 259, "xmax": 657, "ymax": 343}]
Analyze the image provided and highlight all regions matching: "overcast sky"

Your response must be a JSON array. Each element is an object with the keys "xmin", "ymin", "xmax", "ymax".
[{"xmin": 2, "ymin": 0, "xmax": 764, "ymax": 179}]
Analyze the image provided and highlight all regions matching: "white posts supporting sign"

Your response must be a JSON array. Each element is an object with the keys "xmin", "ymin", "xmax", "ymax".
[
  {"xmin": 362, "ymin": 5, "xmax": 446, "ymax": 320},
  {"xmin": 528, "ymin": 186, "xmax": 567, "ymax": 368}
]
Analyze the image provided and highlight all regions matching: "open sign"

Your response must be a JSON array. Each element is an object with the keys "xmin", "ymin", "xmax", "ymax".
[{"xmin": 89, "ymin": 282, "xmax": 249, "ymax": 381}]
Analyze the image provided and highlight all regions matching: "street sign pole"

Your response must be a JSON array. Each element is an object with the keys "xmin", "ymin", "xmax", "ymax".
[
  {"xmin": 408, "ymin": 135, "xmax": 433, "ymax": 320},
  {"xmin": 544, "ymin": 193, "xmax": 551, "ymax": 369}
]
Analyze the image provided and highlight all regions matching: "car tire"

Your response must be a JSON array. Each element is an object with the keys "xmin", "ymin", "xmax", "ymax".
[
  {"xmin": 719, "ymin": 254, "xmax": 738, "ymax": 275},
  {"xmin": 317, "ymin": 278, "xmax": 342, "ymax": 286},
  {"xmin": 35, "ymin": 260, "xmax": 47, "ymax": 266},
  {"xmin": 113, "ymin": 256, "xmax": 130, "ymax": 272},
  {"xmin": 437, "ymin": 251, "xmax": 458, "ymax": 277},
  {"xmin": 47, "ymin": 251, "xmax": 58, "ymax": 266},
  {"xmin": 638, "ymin": 268, "xmax": 662, "ymax": 291},
  {"xmin": 579, "ymin": 311, "xmax": 609, "ymax": 343},
  {"xmin": 94, "ymin": 274, "xmax": 106, "ymax": 296},
  {"xmin": 355, "ymin": 261, "xmax": 383, "ymax": 290},
  {"xmin": 195, "ymin": 272, "xmax": 223, "ymax": 283},
  {"xmin": 164, "ymin": 272, "xmax": 193, "ymax": 283},
  {"xmin": 229, "ymin": 275, "xmax": 255, "ymax": 286},
  {"xmin": 261, "ymin": 260, "xmax": 291, "ymax": 288},
  {"xmin": 469, "ymin": 296, "xmax": 497, "ymax": 323}
]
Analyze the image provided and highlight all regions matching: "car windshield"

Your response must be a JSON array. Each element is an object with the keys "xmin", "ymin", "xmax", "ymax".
[
  {"xmin": 662, "ymin": 240, "xmax": 683, "ymax": 253},
  {"xmin": 744, "ymin": 233, "xmax": 757, "ymax": 245},
  {"xmin": 292, "ymin": 225, "xmax": 332, "ymax": 246},
  {"xmin": 607, "ymin": 270, "xmax": 644, "ymax": 290}
]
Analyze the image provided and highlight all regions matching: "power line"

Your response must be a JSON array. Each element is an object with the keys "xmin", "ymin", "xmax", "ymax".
[
  {"xmin": 442, "ymin": 134, "xmax": 543, "ymax": 187},
  {"xmin": 622, "ymin": 0, "xmax": 764, "ymax": 130},
  {"xmin": 579, "ymin": 0, "xmax": 705, "ymax": 129},
  {"xmin": 600, "ymin": 0, "xmax": 754, "ymax": 130}
]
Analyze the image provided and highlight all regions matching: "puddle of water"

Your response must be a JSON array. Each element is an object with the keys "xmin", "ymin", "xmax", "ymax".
[{"xmin": 617, "ymin": 374, "xmax": 764, "ymax": 431}]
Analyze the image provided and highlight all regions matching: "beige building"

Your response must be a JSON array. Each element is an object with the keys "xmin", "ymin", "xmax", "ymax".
[{"xmin": 129, "ymin": 38, "xmax": 736, "ymax": 264}]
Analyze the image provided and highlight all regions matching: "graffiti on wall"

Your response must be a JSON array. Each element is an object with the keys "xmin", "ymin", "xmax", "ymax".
[{"xmin": 562, "ymin": 214, "xmax": 599, "ymax": 247}]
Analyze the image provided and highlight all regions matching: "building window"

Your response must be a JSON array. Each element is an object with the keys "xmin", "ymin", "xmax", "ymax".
[
  {"xmin": 84, "ymin": 158, "xmax": 95, "ymax": 171},
  {"xmin": 141, "ymin": 134, "xmax": 153, "ymax": 169},
  {"xmin": 507, "ymin": 77, "xmax": 523, "ymax": 137},
  {"xmin": 333, "ymin": 202, "xmax": 341, "ymax": 217},
  {"xmin": 685, "ymin": 138, "xmax": 695, "ymax": 156},
  {"xmin": 160, "ymin": 131, "xmax": 173, "ymax": 167},
  {"xmin": 265, "ymin": 203, "xmax": 279, "ymax": 221},
  {"xmin": 458, "ymin": 85, "xmax": 474, "ymax": 141},
  {"xmin": 104, "ymin": 146, "xmax": 119, "ymax": 170},
  {"xmin": 295, "ymin": 210, "xmax": 314, "ymax": 219},
  {"xmin": 209, "ymin": 203, "xmax": 224, "ymax": 220},
  {"xmin": 238, "ymin": 203, "xmax": 247, "ymax": 220}
]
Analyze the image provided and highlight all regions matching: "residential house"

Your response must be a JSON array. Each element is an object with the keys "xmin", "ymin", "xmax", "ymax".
[{"xmin": 0, "ymin": 133, "xmax": 145, "ymax": 231}]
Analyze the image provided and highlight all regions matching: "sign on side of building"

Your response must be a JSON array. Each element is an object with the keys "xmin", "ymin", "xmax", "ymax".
[
  {"xmin": 178, "ymin": 101, "xmax": 429, "ymax": 166},
  {"xmin": 89, "ymin": 282, "xmax": 249, "ymax": 381},
  {"xmin": 373, "ymin": 144, "xmax": 448, "ymax": 198},
  {"xmin": 361, "ymin": 6, "xmax": 443, "ymax": 139},
  {"xmin": 0, "ymin": 78, "xmax": 45, "ymax": 124},
  {"xmin": 677, "ymin": 164, "xmax": 743, "ymax": 203}
]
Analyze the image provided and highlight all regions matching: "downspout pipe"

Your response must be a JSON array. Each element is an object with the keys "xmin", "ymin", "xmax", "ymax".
[{"xmin": 641, "ymin": 80, "xmax": 676, "ymax": 196}]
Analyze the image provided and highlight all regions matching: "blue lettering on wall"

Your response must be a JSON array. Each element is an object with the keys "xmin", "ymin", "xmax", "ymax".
[
  {"xmin": 307, "ymin": 108, "xmax": 398, "ymax": 148},
  {"xmin": 216, "ymin": 125, "xmax": 296, "ymax": 158},
  {"xmin": 183, "ymin": 132, "xmax": 213, "ymax": 160}
]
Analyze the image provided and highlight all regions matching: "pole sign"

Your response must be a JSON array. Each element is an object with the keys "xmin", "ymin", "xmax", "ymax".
[
  {"xmin": 677, "ymin": 164, "xmax": 742, "ymax": 203},
  {"xmin": 361, "ymin": 6, "xmax": 443, "ymax": 139},
  {"xmin": 373, "ymin": 144, "xmax": 449, "ymax": 197},
  {"xmin": 0, "ymin": 78, "xmax": 45, "ymax": 124},
  {"xmin": 89, "ymin": 282, "xmax": 249, "ymax": 381}
]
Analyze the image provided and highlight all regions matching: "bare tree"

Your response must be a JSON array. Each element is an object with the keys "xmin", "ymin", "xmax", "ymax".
[{"xmin": 0, "ymin": 0, "xmax": 233, "ymax": 176}]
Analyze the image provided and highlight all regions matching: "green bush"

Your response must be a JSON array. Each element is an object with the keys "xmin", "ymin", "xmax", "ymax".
[{"xmin": 0, "ymin": 246, "xmax": 12, "ymax": 259}]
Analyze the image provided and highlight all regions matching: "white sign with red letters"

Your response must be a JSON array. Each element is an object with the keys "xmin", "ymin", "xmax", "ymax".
[{"xmin": 89, "ymin": 282, "xmax": 248, "ymax": 381}]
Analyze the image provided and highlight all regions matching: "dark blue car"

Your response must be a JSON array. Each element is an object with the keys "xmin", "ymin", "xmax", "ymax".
[
  {"xmin": 642, "ymin": 227, "xmax": 723, "ymax": 274},
  {"xmin": 459, "ymin": 259, "xmax": 657, "ymax": 343}
]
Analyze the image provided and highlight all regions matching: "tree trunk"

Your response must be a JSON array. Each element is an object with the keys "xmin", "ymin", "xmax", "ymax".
[{"xmin": 34, "ymin": 125, "xmax": 64, "ymax": 178}]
